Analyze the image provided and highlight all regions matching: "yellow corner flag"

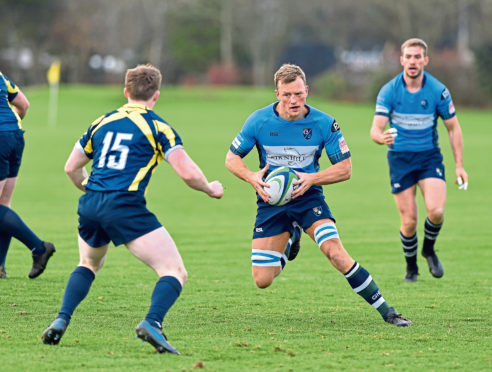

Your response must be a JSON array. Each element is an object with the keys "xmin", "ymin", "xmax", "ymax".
[
  {"xmin": 47, "ymin": 60, "xmax": 60, "ymax": 85},
  {"xmin": 47, "ymin": 60, "xmax": 60, "ymax": 127}
]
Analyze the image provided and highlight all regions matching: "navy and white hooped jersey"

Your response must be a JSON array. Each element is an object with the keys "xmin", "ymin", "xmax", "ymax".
[
  {"xmin": 0, "ymin": 72, "xmax": 22, "ymax": 131},
  {"xmin": 78, "ymin": 103, "xmax": 183, "ymax": 194},
  {"xmin": 229, "ymin": 102, "xmax": 351, "ymax": 195},
  {"xmin": 375, "ymin": 71, "xmax": 456, "ymax": 152}
]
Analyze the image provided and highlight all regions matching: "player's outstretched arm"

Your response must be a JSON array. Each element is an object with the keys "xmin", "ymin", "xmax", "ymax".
[
  {"xmin": 370, "ymin": 115, "xmax": 395, "ymax": 145},
  {"xmin": 225, "ymin": 150, "xmax": 270, "ymax": 202},
  {"xmin": 64, "ymin": 145, "xmax": 90, "ymax": 192},
  {"xmin": 10, "ymin": 90, "xmax": 29, "ymax": 119},
  {"xmin": 168, "ymin": 148, "xmax": 223, "ymax": 199}
]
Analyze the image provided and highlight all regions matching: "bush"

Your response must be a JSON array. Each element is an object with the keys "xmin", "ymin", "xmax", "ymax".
[
  {"xmin": 365, "ymin": 68, "xmax": 399, "ymax": 102},
  {"xmin": 311, "ymin": 69, "xmax": 353, "ymax": 101},
  {"xmin": 474, "ymin": 43, "xmax": 492, "ymax": 99},
  {"xmin": 426, "ymin": 50, "xmax": 489, "ymax": 107}
]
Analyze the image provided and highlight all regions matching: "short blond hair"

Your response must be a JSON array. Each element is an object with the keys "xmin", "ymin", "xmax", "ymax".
[
  {"xmin": 125, "ymin": 64, "xmax": 162, "ymax": 101},
  {"xmin": 274, "ymin": 64, "xmax": 307, "ymax": 88},
  {"xmin": 401, "ymin": 38, "xmax": 428, "ymax": 56}
]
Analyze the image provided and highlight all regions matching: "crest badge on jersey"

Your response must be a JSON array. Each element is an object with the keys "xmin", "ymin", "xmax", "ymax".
[
  {"xmin": 303, "ymin": 128, "xmax": 312, "ymax": 140},
  {"xmin": 441, "ymin": 88, "xmax": 450, "ymax": 100},
  {"xmin": 421, "ymin": 99, "xmax": 428, "ymax": 109}
]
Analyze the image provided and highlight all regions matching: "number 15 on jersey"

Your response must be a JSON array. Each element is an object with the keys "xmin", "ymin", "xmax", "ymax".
[{"xmin": 97, "ymin": 131, "xmax": 133, "ymax": 170}]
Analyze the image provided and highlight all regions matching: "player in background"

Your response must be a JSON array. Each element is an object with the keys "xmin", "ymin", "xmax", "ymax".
[
  {"xmin": 0, "ymin": 72, "xmax": 55, "ymax": 279},
  {"xmin": 226, "ymin": 63, "xmax": 412, "ymax": 327},
  {"xmin": 41, "ymin": 64, "xmax": 223, "ymax": 354},
  {"xmin": 370, "ymin": 38, "xmax": 468, "ymax": 282}
]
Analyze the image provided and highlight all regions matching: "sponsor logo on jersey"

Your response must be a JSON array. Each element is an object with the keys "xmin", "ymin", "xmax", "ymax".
[
  {"xmin": 313, "ymin": 207, "xmax": 322, "ymax": 216},
  {"xmin": 393, "ymin": 183, "xmax": 401, "ymax": 189},
  {"xmin": 255, "ymin": 227, "xmax": 263, "ymax": 233},
  {"xmin": 302, "ymin": 128, "xmax": 312, "ymax": 140},
  {"xmin": 339, "ymin": 137, "xmax": 349, "ymax": 154},
  {"xmin": 421, "ymin": 99, "xmax": 428, "ymax": 109},
  {"xmin": 390, "ymin": 112, "xmax": 434, "ymax": 130},
  {"xmin": 331, "ymin": 120, "xmax": 340, "ymax": 132},
  {"xmin": 449, "ymin": 101, "xmax": 455, "ymax": 115},
  {"xmin": 263, "ymin": 145, "xmax": 318, "ymax": 168}
]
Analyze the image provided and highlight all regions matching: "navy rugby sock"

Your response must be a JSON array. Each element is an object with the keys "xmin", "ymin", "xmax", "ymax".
[
  {"xmin": 344, "ymin": 262, "xmax": 390, "ymax": 319},
  {"xmin": 0, "ymin": 232, "xmax": 12, "ymax": 268},
  {"xmin": 400, "ymin": 232, "xmax": 418, "ymax": 270},
  {"xmin": 57, "ymin": 266, "xmax": 96, "ymax": 326},
  {"xmin": 0, "ymin": 205, "xmax": 45, "ymax": 255},
  {"xmin": 145, "ymin": 276, "xmax": 182, "ymax": 330},
  {"xmin": 422, "ymin": 217, "xmax": 442, "ymax": 256}
]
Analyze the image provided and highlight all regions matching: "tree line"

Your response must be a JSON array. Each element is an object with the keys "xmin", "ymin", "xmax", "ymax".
[{"xmin": 1, "ymin": 0, "xmax": 491, "ymax": 105}]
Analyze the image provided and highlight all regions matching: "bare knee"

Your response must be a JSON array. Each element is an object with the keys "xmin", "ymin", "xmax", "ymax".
[
  {"xmin": 252, "ymin": 268, "xmax": 275, "ymax": 289},
  {"xmin": 158, "ymin": 265, "xmax": 188, "ymax": 286},
  {"xmin": 320, "ymin": 241, "xmax": 353, "ymax": 273},
  {"xmin": 79, "ymin": 260, "xmax": 103, "ymax": 274},
  {"xmin": 428, "ymin": 208, "xmax": 444, "ymax": 224},
  {"xmin": 177, "ymin": 266, "xmax": 188, "ymax": 285},
  {"xmin": 254, "ymin": 276, "xmax": 273, "ymax": 289}
]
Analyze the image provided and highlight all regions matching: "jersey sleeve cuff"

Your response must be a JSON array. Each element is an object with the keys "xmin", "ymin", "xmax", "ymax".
[
  {"xmin": 7, "ymin": 92, "xmax": 19, "ymax": 102},
  {"xmin": 164, "ymin": 145, "xmax": 183, "ymax": 161},
  {"xmin": 375, "ymin": 105, "xmax": 390, "ymax": 116},
  {"xmin": 441, "ymin": 112, "xmax": 456, "ymax": 120},
  {"xmin": 75, "ymin": 141, "xmax": 87, "ymax": 155},
  {"xmin": 229, "ymin": 144, "xmax": 246, "ymax": 158},
  {"xmin": 328, "ymin": 151, "xmax": 351, "ymax": 164}
]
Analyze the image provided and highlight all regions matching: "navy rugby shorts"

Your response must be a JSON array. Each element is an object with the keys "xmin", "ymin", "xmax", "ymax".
[
  {"xmin": 78, "ymin": 190, "xmax": 162, "ymax": 247},
  {"xmin": 253, "ymin": 191, "xmax": 335, "ymax": 239},
  {"xmin": 388, "ymin": 148, "xmax": 445, "ymax": 194},
  {"xmin": 0, "ymin": 130, "xmax": 25, "ymax": 180}
]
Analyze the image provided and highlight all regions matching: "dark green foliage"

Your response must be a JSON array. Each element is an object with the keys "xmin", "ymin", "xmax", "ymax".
[{"xmin": 474, "ymin": 43, "xmax": 492, "ymax": 98}]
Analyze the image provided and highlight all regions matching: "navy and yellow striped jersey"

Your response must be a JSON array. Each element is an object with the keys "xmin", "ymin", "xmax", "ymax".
[
  {"xmin": 0, "ymin": 72, "xmax": 22, "ymax": 131},
  {"xmin": 77, "ymin": 103, "xmax": 183, "ymax": 194}
]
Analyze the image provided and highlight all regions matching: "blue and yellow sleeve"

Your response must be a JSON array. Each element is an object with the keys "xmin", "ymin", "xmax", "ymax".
[
  {"xmin": 2, "ymin": 74, "xmax": 19, "ymax": 102},
  {"xmin": 78, "ymin": 115, "xmax": 105, "ymax": 159},
  {"xmin": 155, "ymin": 121, "xmax": 183, "ymax": 161}
]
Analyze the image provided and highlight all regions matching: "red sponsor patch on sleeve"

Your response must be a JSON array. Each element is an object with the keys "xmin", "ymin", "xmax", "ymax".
[{"xmin": 339, "ymin": 137, "xmax": 349, "ymax": 154}]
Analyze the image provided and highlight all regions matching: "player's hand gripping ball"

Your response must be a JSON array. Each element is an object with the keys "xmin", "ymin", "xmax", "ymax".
[{"xmin": 264, "ymin": 166, "xmax": 299, "ymax": 206}]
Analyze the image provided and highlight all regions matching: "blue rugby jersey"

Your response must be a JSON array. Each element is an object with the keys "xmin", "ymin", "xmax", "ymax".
[
  {"xmin": 78, "ymin": 103, "xmax": 183, "ymax": 194},
  {"xmin": 229, "ymin": 102, "xmax": 351, "ymax": 195},
  {"xmin": 375, "ymin": 71, "xmax": 456, "ymax": 152},
  {"xmin": 0, "ymin": 72, "xmax": 22, "ymax": 131}
]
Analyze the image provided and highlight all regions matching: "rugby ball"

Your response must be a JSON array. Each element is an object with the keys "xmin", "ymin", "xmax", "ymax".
[{"xmin": 264, "ymin": 166, "xmax": 299, "ymax": 206}]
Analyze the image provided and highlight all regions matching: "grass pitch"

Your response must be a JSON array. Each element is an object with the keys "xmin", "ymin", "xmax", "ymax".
[{"xmin": 0, "ymin": 85, "xmax": 491, "ymax": 371}]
